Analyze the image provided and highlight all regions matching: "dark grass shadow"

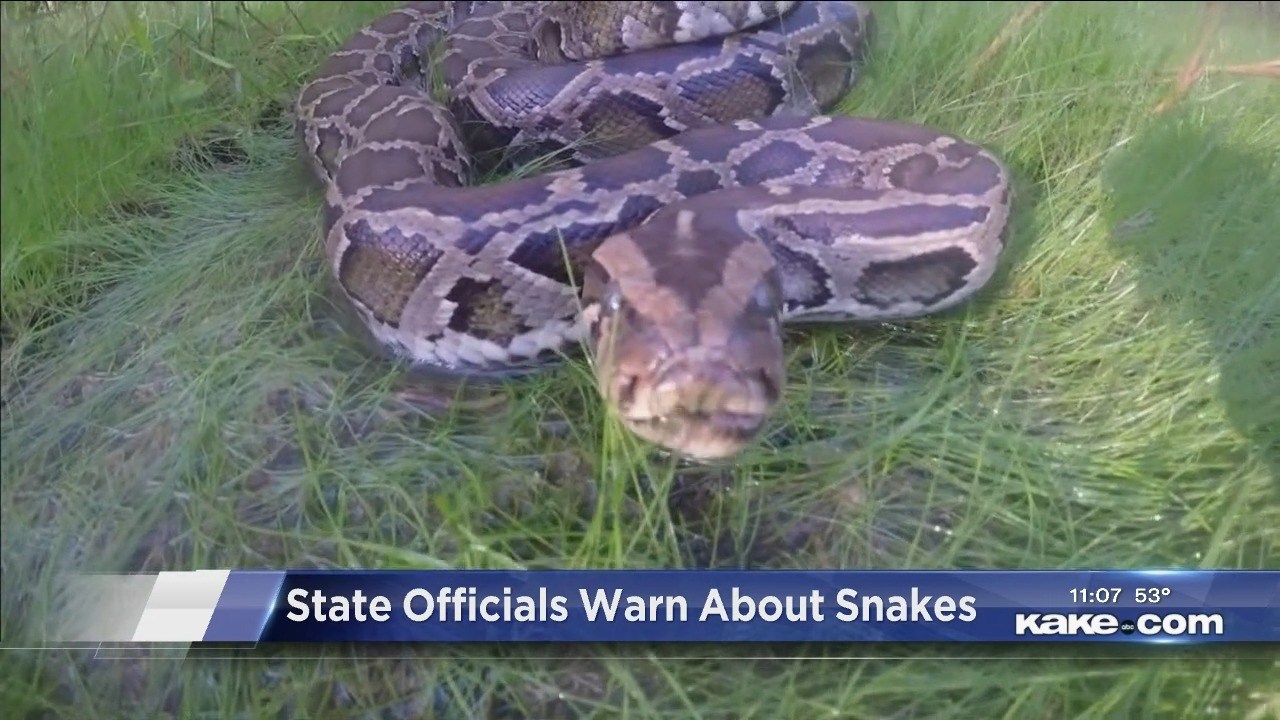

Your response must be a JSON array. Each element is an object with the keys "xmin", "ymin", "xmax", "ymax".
[
  {"xmin": 1101, "ymin": 114, "xmax": 1279, "ymax": 484},
  {"xmin": 23, "ymin": 640, "xmax": 1278, "ymax": 720}
]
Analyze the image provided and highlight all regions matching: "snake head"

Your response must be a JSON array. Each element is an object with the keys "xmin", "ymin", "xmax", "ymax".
[{"xmin": 583, "ymin": 210, "xmax": 787, "ymax": 461}]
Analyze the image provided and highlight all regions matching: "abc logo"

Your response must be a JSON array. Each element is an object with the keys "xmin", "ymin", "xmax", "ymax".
[{"xmin": 1120, "ymin": 620, "xmax": 1136, "ymax": 635}]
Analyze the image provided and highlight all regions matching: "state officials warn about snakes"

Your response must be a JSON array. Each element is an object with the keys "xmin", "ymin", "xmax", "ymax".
[{"xmin": 295, "ymin": 1, "xmax": 1012, "ymax": 461}]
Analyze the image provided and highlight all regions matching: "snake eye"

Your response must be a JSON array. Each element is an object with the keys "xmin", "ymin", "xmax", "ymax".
[
  {"xmin": 602, "ymin": 286, "xmax": 624, "ymax": 315},
  {"xmin": 749, "ymin": 279, "xmax": 781, "ymax": 316}
]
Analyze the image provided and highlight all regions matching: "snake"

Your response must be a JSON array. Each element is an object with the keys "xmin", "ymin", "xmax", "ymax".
[{"xmin": 295, "ymin": 1, "xmax": 1013, "ymax": 461}]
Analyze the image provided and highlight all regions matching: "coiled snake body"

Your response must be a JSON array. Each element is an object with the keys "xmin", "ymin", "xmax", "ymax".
[{"xmin": 297, "ymin": 1, "xmax": 1012, "ymax": 460}]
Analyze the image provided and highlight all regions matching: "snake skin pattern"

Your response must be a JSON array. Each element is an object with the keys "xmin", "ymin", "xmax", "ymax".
[{"xmin": 295, "ymin": 1, "xmax": 1013, "ymax": 460}]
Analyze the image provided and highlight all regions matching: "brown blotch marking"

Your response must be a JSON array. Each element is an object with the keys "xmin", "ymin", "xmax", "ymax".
[
  {"xmin": 887, "ymin": 152, "xmax": 940, "ymax": 189},
  {"xmin": 358, "ymin": 176, "xmax": 553, "ymax": 221},
  {"xmin": 612, "ymin": 193, "xmax": 668, "ymax": 230},
  {"xmin": 765, "ymin": 211, "xmax": 845, "ymax": 246},
  {"xmin": 367, "ymin": 8, "xmax": 419, "ymax": 37},
  {"xmin": 363, "ymin": 102, "xmax": 458, "ymax": 149},
  {"xmin": 575, "ymin": 91, "xmax": 680, "ymax": 154},
  {"xmin": 506, "ymin": 192, "xmax": 663, "ymax": 287},
  {"xmin": 356, "ymin": 98, "xmax": 416, "ymax": 145},
  {"xmin": 853, "ymin": 247, "xmax": 978, "ymax": 310},
  {"xmin": 311, "ymin": 55, "xmax": 367, "ymax": 84},
  {"xmin": 807, "ymin": 156, "xmax": 865, "ymax": 187},
  {"xmin": 441, "ymin": 178, "xmax": 558, "ymax": 220},
  {"xmin": 672, "ymin": 124, "xmax": 765, "ymax": 164},
  {"xmin": 939, "ymin": 140, "xmax": 978, "ymax": 165},
  {"xmin": 676, "ymin": 56, "xmax": 788, "ymax": 121},
  {"xmin": 339, "ymin": 219, "xmax": 444, "ymax": 327},
  {"xmin": 343, "ymin": 86, "xmax": 411, "ymax": 136},
  {"xmin": 927, "ymin": 157, "xmax": 1000, "ymax": 196},
  {"xmin": 333, "ymin": 146, "xmax": 429, "ymax": 197},
  {"xmin": 337, "ymin": 29, "xmax": 387, "ymax": 53},
  {"xmin": 912, "ymin": 143, "xmax": 1006, "ymax": 195},
  {"xmin": 576, "ymin": 145, "xmax": 678, "ymax": 193},
  {"xmin": 782, "ymin": 204, "xmax": 990, "ymax": 243},
  {"xmin": 793, "ymin": 30, "xmax": 858, "ymax": 109},
  {"xmin": 313, "ymin": 125, "xmax": 349, "ymax": 177},
  {"xmin": 312, "ymin": 83, "xmax": 367, "ymax": 120},
  {"xmin": 302, "ymin": 73, "xmax": 359, "ymax": 107},
  {"xmin": 439, "ymin": 36, "xmax": 499, "ymax": 82},
  {"xmin": 731, "ymin": 138, "xmax": 812, "ymax": 185},
  {"xmin": 354, "ymin": 178, "xmax": 442, "ymax": 214},
  {"xmin": 444, "ymin": 277, "xmax": 527, "ymax": 345},
  {"xmin": 451, "ymin": 227, "xmax": 495, "ymax": 256},
  {"xmin": 673, "ymin": 168, "xmax": 724, "ymax": 197},
  {"xmin": 768, "ymin": 242, "xmax": 833, "ymax": 313},
  {"xmin": 371, "ymin": 52, "xmax": 396, "ymax": 77},
  {"xmin": 507, "ymin": 227, "xmax": 609, "ymax": 289}
]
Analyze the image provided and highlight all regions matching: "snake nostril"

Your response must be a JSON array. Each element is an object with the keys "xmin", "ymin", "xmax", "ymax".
[
  {"xmin": 757, "ymin": 370, "xmax": 780, "ymax": 403},
  {"xmin": 616, "ymin": 374, "xmax": 639, "ymax": 406}
]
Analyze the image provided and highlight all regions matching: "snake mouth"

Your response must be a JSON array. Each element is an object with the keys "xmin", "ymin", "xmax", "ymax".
[
  {"xmin": 623, "ymin": 409, "xmax": 769, "ymax": 461},
  {"xmin": 610, "ymin": 358, "xmax": 780, "ymax": 461}
]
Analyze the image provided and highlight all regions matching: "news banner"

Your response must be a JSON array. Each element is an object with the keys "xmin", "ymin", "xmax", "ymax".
[{"xmin": 56, "ymin": 570, "xmax": 1277, "ymax": 644}]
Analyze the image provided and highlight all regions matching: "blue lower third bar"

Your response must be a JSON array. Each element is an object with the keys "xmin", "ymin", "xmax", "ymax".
[{"xmin": 200, "ymin": 570, "xmax": 1278, "ymax": 643}]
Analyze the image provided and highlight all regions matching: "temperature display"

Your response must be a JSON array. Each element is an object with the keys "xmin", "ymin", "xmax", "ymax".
[{"xmin": 1135, "ymin": 587, "xmax": 1173, "ymax": 604}]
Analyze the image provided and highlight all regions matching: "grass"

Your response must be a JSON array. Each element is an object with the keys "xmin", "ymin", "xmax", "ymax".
[{"xmin": 2, "ymin": 1, "xmax": 1278, "ymax": 718}]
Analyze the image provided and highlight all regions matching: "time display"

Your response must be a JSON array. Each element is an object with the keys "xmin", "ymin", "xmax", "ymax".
[
  {"xmin": 1071, "ymin": 587, "xmax": 1122, "ymax": 604},
  {"xmin": 1070, "ymin": 587, "xmax": 1173, "ymax": 604}
]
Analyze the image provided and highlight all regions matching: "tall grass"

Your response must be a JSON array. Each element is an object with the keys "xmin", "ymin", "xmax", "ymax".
[
  {"xmin": 0, "ymin": 1, "xmax": 403, "ymax": 333},
  {"xmin": 2, "ymin": 2, "xmax": 1278, "ymax": 718}
]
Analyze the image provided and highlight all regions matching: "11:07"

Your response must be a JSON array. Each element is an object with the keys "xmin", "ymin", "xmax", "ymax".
[{"xmin": 1070, "ymin": 588, "xmax": 1122, "ymax": 603}]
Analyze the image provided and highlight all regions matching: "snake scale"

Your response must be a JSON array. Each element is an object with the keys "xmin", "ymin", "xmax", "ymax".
[{"xmin": 296, "ymin": 1, "xmax": 1012, "ymax": 461}]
